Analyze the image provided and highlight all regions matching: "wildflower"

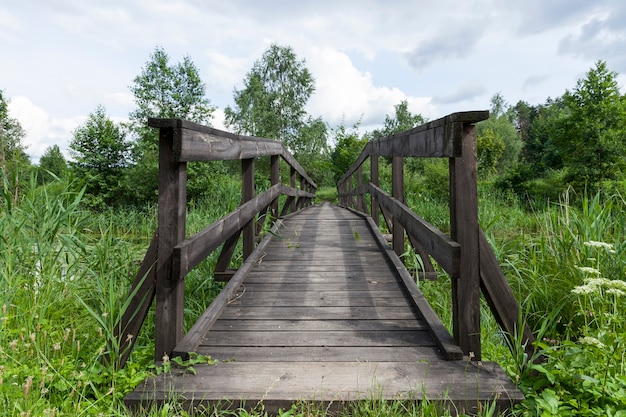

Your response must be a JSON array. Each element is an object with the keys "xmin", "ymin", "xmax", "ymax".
[
  {"xmin": 579, "ymin": 336, "xmax": 606, "ymax": 349},
  {"xmin": 53, "ymin": 343, "xmax": 61, "ymax": 351},
  {"xmin": 577, "ymin": 266, "xmax": 601, "ymax": 275},
  {"xmin": 607, "ymin": 280, "xmax": 626, "ymax": 291},
  {"xmin": 606, "ymin": 288, "xmax": 626, "ymax": 297},
  {"xmin": 162, "ymin": 353, "xmax": 170, "ymax": 364},
  {"xmin": 572, "ymin": 285, "xmax": 594, "ymax": 295},
  {"xmin": 584, "ymin": 240, "xmax": 614, "ymax": 250},
  {"xmin": 125, "ymin": 333, "xmax": 134, "ymax": 343},
  {"xmin": 10, "ymin": 339, "xmax": 18, "ymax": 350}
]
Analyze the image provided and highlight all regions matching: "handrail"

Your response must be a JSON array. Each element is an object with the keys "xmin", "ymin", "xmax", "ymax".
[
  {"xmin": 109, "ymin": 118, "xmax": 318, "ymax": 366},
  {"xmin": 336, "ymin": 110, "xmax": 534, "ymax": 362}
]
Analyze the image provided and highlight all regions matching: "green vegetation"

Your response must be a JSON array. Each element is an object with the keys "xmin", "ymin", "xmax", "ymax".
[{"xmin": 2, "ymin": 44, "xmax": 626, "ymax": 415}]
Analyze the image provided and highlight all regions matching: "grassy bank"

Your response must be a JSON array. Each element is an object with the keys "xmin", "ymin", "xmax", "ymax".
[{"xmin": 1, "ymin": 177, "xmax": 625, "ymax": 416}]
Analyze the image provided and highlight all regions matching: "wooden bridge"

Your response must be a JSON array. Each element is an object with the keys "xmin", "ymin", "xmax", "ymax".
[{"xmin": 119, "ymin": 113, "xmax": 529, "ymax": 413}]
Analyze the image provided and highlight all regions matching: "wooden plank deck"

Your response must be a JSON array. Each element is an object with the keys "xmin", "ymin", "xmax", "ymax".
[{"xmin": 126, "ymin": 203, "xmax": 523, "ymax": 413}]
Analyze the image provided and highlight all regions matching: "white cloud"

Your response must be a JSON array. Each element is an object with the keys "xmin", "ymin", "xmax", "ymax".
[
  {"xmin": 8, "ymin": 96, "xmax": 84, "ymax": 163},
  {"xmin": 305, "ymin": 47, "xmax": 435, "ymax": 129}
]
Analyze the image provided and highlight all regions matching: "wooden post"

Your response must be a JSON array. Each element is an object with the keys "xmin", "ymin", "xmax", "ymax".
[
  {"xmin": 290, "ymin": 166, "xmax": 297, "ymax": 213},
  {"xmin": 449, "ymin": 123, "xmax": 481, "ymax": 360},
  {"xmin": 392, "ymin": 156, "xmax": 405, "ymax": 259},
  {"xmin": 371, "ymin": 156, "xmax": 379, "ymax": 227},
  {"xmin": 155, "ymin": 127, "xmax": 187, "ymax": 361},
  {"xmin": 270, "ymin": 155, "xmax": 279, "ymax": 217},
  {"xmin": 242, "ymin": 158, "xmax": 255, "ymax": 260},
  {"xmin": 356, "ymin": 165, "xmax": 366, "ymax": 214}
]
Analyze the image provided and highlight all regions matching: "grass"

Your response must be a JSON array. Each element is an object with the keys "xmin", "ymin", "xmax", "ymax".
[{"xmin": 2, "ymin": 174, "xmax": 625, "ymax": 416}]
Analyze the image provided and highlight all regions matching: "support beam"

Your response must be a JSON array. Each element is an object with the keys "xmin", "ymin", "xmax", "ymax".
[
  {"xmin": 392, "ymin": 156, "xmax": 405, "ymax": 259},
  {"xmin": 449, "ymin": 123, "xmax": 481, "ymax": 360},
  {"xmin": 155, "ymin": 127, "xmax": 187, "ymax": 361}
]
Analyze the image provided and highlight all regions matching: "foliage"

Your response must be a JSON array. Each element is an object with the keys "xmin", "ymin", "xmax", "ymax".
[
  {"xmin": 225, "ymin": 44, "xmax": 327, "ymax": 160},
  {"xmin": 69, "ymin": 105, "xmax": 131, "ymax": 209},
  {"xmin": 126, "ymin": 46, "xmax": 217, "ymax": 204},
  {"xmin": 373, "ymin": 99, "xmax": 426, "ymax": 138},
  {"xmin": 557, "ymin": 60, "xmax": 626, "ymax": 191},
  {"xmin": 476, "ymin": 93, "xmax": 522, "ymax": 177},
  {"xmin": 38, "ymin": 144, "xmax": 68, "ymax": 184},
  {"xmin": 330, "ymin": 120, "xmax": 367, "ymax": 184},
  {"xmin": 0, "ymin": 89, "xmax": 30, "ymax": 204}
]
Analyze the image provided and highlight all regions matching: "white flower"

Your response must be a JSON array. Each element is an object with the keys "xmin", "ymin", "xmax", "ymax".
[
  {"xmin": 577, "ymin": 266, "xmax": 601, "ymax": 275},
  {"xmin": 572, "ymin": 285, "xmax": 594, "ymax": 295},
  {"xmin": 579, "ymin": 336, "xmax": 606, "ymax": 349},
  {"xmin": 606, "ymin": 288, "xmax": 626, "ymax": 297},
  {"xmin": 584, "ymin": 241, "xmax": 614, "ymax": 250}
]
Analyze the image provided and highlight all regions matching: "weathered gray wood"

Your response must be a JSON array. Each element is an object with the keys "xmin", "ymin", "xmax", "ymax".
[
  {"xmin": 368, "ymin": 184, "xmax": 460, "ymax": 276},
  {"xmin": 479, "ymin": 227, "xmax": 535, "ymax": 359},
  {"xmin": 270, "ymin": 155, "xmax": 280, "ymax": 217},
  {"xmin": 126, "ymin": 360, "xmax": 522, "ymax": 414},
  {"xmin": 147, "ymin": 118, "xmax": 316, "ymax": 189},
  {"xmin": 172, "ymin": 220, "xmax": 283, "ymax": 356},
  {"xmin": 449, "ymin": 123, "xmax": 481, "ymax": 360},
  {"xmin": 108, "ymin": 232, "xmax": 158, "ymax": 368},
  {"xmin": 202, "ymin": 330, "xmax": 435, "ymax": 347},
  {"xmin": 155, "ymin": 128, "xmax": 187, "ymax": 361},
  {"xmin": 218, "ymin": 306, "xmax": 419, "ymax": 320},
  {"xmin": 195, "ymin": 346, "xmax": 440, "ymax": 362},
  {"xmin": 242, "ymin": 158, "xmax": 255, "ymax": 260},
  {"xmin": 370, "ymin": 156, "xmax": 380, "ymax": 226},
  {"xmin": 336, "ymin": 111, "xmax": 489, "ymax": 188},
  {"xmin": 392, "ymin": 156, "xmax": 405, "ymax": 259},
  {"xmin": 211, "ymin": 319, "xmax": 426, "ymax": 331},
  {"xmin": 363, "ymin": 215, "xmax": 463, "ymax": 360},
  {"xmin": 173, "ymin": 184, "xmax": 282, "ymax": 277}
]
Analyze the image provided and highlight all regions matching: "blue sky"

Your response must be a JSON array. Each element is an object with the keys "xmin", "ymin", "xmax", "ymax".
[{"xmin": 2, "ymin": 0, "xmax": 626, "ymax": 162}]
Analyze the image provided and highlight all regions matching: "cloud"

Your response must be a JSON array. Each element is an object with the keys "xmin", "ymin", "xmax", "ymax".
[
  {"xmin": 522, "ymin": 75, "xmax": 551, "ymax": 91},
  {"xmin": 512, "ymin": 0, "xmax": 599, "ymax": 35},
  {"xmin": 304, "ymin": 47, "xmax": 435, "ymax": 128},
  {"xmin": 557, "ymin": 12, "xmax": 626, "ymax": 72},
  {"xmin": 405, "ymin": 23, "xmax": 485, "ymax": 72},
  {"xmin": 433, "ymin": 83, "xmax": 487, "ymax": 105},
  {"xmin": 8, "ymin": 96, "xmax": 85, "ymax": 163}
]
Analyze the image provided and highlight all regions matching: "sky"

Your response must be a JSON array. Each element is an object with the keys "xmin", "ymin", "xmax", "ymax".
[{"xmin": 2, "ymin": 0, "xmax": 626, "ymax": 162}]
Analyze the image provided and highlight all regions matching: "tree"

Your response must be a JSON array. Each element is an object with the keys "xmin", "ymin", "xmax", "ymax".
[
  {"xmin": 127, "ymin": 46, "xmax": 217, "ymax": 204},
  {"xmin": 330, "ymin": 120, "xmax": 367, "ymax": 183},
  {"xmin": 373, "ymin": 100, "xmax": 426, "ymax": 138},
  {"xmin": 0, "ymin": 90, "xmax": 30, "ymax": 203},
  {"xmin": 69, "ymin": 105, "xmax": 131, "ymax": 208},
  {"xmin": 38, "ymin": 145, "xmax": 67, "ymax": 184},
  {"xmin": 556, "ymin": 61, "xmax": 626, "ymax": 190},
  {"xmin": 225, "ymin": 44, "xmax": 320, "ymax": 156},
  {"xmin": 476, "ymin": 93, "xmax": 522, "ymax": 176}
]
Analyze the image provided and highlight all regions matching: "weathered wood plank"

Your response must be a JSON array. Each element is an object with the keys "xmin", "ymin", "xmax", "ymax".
[
  {"xmin": 108, "ymin": 232, "xmax": 158, "ymax": 368},
  {"xmin": 126, "ymin": 360, "xmax": 522, "ymax": 414},
  {"xmin": 173, "ymin": 184, "xmax": 282, "ymax": 277},
  {"xmin": 172, "ymin": 220, "xmax": 282, "ymax": 357},
  {"xmin": 364, "ymin": 216, "xmax": 463, "ymax": 360},
  {"xmin": 449, "ymin": 123, "xmax": 481, "ymax": 359},
  {"xmin": 211, "ymin": 319, "xmax": 426, "ymax": 331},
  {"xmin": 155, "ymin": 128, "xmax": 186, "ymax": 361},
  {"xmin": 201, "ymin": 330, "xmax": 436, "ymax": 347},
  {"xmin": 147, "ymin": 118, "xmax": 316, "ymax": 188},
  {"xmin": 336, "ymin": 111, "xmax": 489, "ymax": 188},
  {"xmin": 368, "ymin": 183, "xmax": 460, "ymax": 276},
  {"xmin": 219, "ymin": 306, "xmax": 418, "ymax": 320},
  {"xmin": 241, "ymin": 281, "xmax": 404, "ymax": 292},
  {"xmin": 479, "ymin": 227, "xmax": 535, "ymax": 359},
  {"xmin": 196, "ymin": 346, "xmax": 441, "ymax": 362}
]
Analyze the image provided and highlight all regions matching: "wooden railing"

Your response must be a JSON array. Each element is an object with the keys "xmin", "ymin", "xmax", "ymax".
[
  {"xmin": 110, "ymin": 119, "xmax": 316, "ymax": 366},
  {"xmin": 337, "ymin": 111, "xmax": 534, "ymax": 361}
]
